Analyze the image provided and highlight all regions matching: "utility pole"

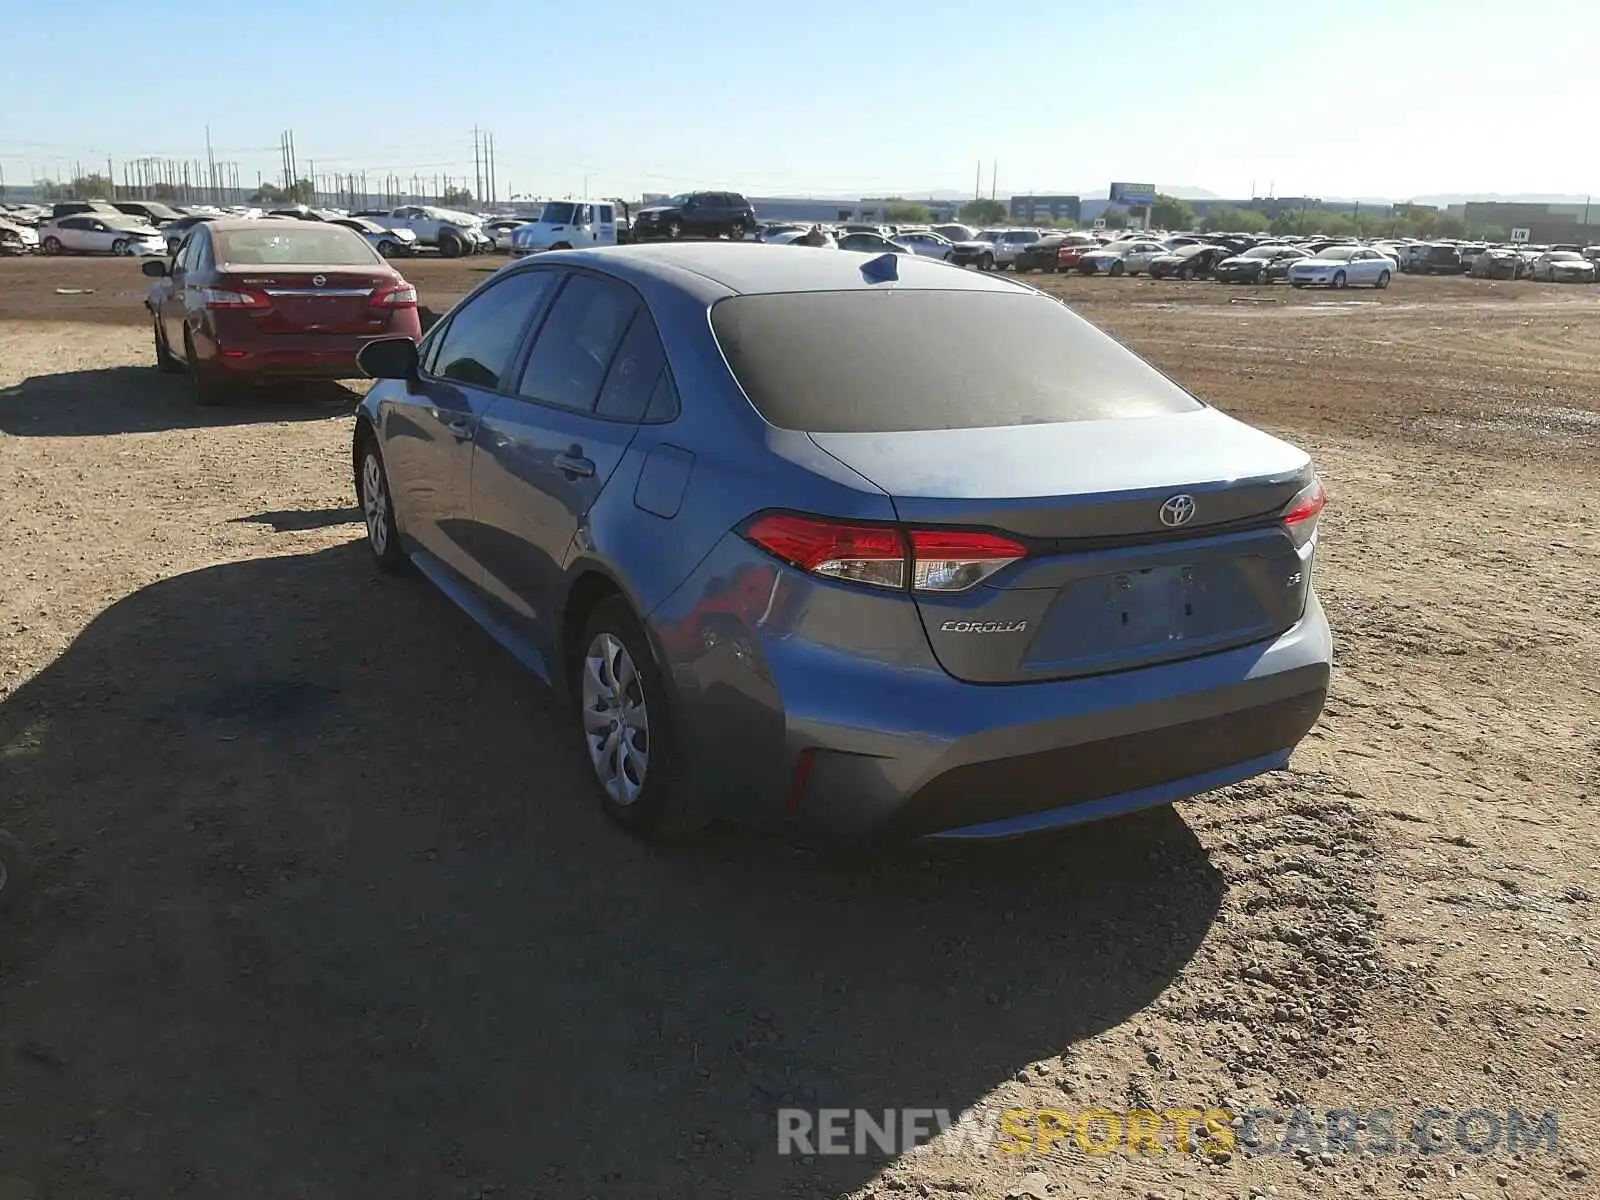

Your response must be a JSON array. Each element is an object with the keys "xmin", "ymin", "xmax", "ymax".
[
  {"xmin": 473, "ymin": 126, "xmax": 482, "ymax": 202},
  {"xmin": 990, "ymin": 161, "xmax": 997, "ymax": 202}
]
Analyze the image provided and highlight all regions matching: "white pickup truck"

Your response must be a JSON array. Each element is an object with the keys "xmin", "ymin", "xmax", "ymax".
[{"xmin": 364, "ymin": 205, "xmax": 491, "ymax": 257}]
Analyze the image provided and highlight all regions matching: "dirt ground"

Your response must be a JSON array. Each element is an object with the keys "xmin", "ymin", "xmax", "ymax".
[{"xmin": 0, "ymin": 253, "xmax": 1596, "ymax": 1200}]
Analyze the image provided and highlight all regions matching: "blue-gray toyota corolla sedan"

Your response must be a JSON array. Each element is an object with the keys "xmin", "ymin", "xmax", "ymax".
[{"xmin": 352, "ymin": 243, "xmax": 1331, "ymax": 841}]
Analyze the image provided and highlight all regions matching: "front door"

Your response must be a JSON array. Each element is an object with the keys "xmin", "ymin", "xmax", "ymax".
[
  {"xmin": 381, "ymin": 269, "xmax": 560, "ymax": 586},
  {"xmin": 471, "ymin": 270, "xmax": 667, "ymax": 665}
]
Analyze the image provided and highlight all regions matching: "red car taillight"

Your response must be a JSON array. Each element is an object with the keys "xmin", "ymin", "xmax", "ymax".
[
  {"xmin": 740, "ymin": 513, "xmax": 1027, "ymax": 594},
  {"xmin": 198, "ymin": 286, "xmax": 269, "ymax": 310},
  {"xmin": 1283, "ymin": 476, "xmax": 1326, "ymax": 548},
  {"xmin": 370, "ymin": 281, "xmax": 417, "ymax": 307}
]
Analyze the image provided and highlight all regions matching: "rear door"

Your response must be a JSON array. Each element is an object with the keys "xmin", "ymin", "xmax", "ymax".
[
  {"xmin": 470, "ymin": 270, "xmax": 662, "ymax": 663},
  {"xmin": 381, "ymin": 269, "xmax": 559, "ymax": 584},
  {"xmin": 595, "ymin": 204, "xmax": 616, "ymax": 245}
]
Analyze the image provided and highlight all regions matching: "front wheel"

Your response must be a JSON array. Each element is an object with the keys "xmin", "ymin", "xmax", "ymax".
[
  {"xmin": 357, "ymin": 433, "xmax": 407, "ymax": 572},
  {"xmin": 112, "ymin": 238, "xmax": 131, "ymax": 256},
  {"xmin": 978, "ymin": 252, "xmax": 994, "ymax": 271},
  {"xmin": 376, "ymin": 240, "xmax": 398, "ymax": 257},
  {"xmin": 1109, "ymin": 260, "xmax": 1125, "ymax": 277},
  {"xmin": 1332, "ymin": 270, "xmax": 1347, "ymax": 289},
  {"xmin": 1375, "ymin": 269, "xmax": 1391, "ymax": 290},
  {"xmin": 576, "ymin": 598, "xmax": 687, "ymax": 839},
  {"xmin": 438, "ymin": 232, "xmax": 464, "ymax": 258},
  {"xmin": 41, "ymin": 236, "xmax": 61, "ymax": 255},
  {"xmin": 665, "ymin": 219, "xmax": 684, "ymax": 240}
]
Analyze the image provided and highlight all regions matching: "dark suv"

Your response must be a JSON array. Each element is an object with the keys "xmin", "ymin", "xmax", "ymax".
[{"xmin": 632, "ymin": 191, "xmax": 757, "ymax": 241}]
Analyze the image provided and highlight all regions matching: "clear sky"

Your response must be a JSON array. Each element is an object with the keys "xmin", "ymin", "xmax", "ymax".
[{"xmin": 2, "ymin": 0, "xmax": 1594, "ymax": 203}]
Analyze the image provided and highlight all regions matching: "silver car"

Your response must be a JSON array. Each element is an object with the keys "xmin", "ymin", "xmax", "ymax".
[{"xmin": 352, "ymin": 244, "xmax": 1331, "ymax": 841}]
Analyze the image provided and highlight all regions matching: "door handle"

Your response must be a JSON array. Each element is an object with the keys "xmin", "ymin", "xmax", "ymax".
[
  {"xmin": 554, "ymin": 449, "xmax": 595, "ymax": 478},
  {"xmin": 444, "ymin": 418, "xmax": 473, "ymax": 441}
]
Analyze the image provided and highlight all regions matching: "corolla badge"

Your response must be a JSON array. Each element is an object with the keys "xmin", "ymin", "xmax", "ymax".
[
  {"xmin": 940, "ymin": 620, "xmax": 1028, "ymax": 633},
  {"xmin": 1159, "ymin": 494, "xmax": 1197, "ymax": 527}
]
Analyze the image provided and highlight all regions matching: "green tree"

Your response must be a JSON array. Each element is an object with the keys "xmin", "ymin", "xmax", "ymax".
[
  {"xmin": 1150, "ymin": 193, "xmax": 1195, "ymax": 231},
  {"xmin": 250, "ymin": 178, "xmax": 315, "ymax": 205},
  {"xmin": 1033, "ymin": 214, "xmax": 1057, "ymax": 229},
  {"xmin": 1434, "ymin": 213, "xmax": 1467, "ymax": 239},
  {"xmin": 959, "ymin": 197, "xmax": 1006, "ymax": 225},
  {"xmin": 886, "ymin": 201, "xmax": 933, "ymax": 223},
  {"xmin": 1199, "ymin": 206, "xmax": 1269, "ymax": 234},
  {"xmin": 34, "ymin": 173, "xmax": 116, "ymax": 201},
  {"xmin": 1100, "ymin": 209, "xmax": 1128, "ymax": 230},
  {"xmin": 441, "ymin": 185, "xmax": 474, "ymax": 208},
  {"xmin": 1472, "ymin": 223, "xmax": 1507, "ymax": 242}
]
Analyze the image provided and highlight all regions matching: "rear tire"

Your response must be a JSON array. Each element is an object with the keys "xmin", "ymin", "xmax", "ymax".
[
  {"xmin": 1109, "ymin": 260, "xmax": 1125, "ymax": 277},
  {"xmin": 1332, "ymin": 270, "xmax": 1347, "ymax": 289},
  {"xmin": 186, "ymin": 332, "xmax": 230, "ymax": 406},
  {"xmin": 41, "ymin": 236, "xmax": 61, "ymax": 255},
  {"xmin": 575, "ymin": 597, "xmax": 690, "ymax": 840},
  {"xmin": 978, "ymin": 252, "xmax": 994, "ymax": 271},
  {"xmin": 153, "ymin": 317, "xmax": 183, "ymax": 374},
  {"xmin": 1376, "ymin": 269, "xmax": 1391, "ymax": 289},
  {"xmin": 665, "ymin": 219, "xmax": 684, "ymax": 240}
]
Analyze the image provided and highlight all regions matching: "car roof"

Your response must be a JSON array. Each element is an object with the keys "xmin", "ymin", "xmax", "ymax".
[{"xmin": 526, "ymin": 242, "xmax": 1032, "ymax": 299}]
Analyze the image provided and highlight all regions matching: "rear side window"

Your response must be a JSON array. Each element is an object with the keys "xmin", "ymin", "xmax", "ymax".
[
  {"xmin": 516, "ymin": 274, "xmax": 638, "ymax": 412},
  {"xmin": 711, "ymin": 290, "xmax": 1203, "ymax": 433},
  {"xmin": 595, "ymin": 311, "xmax": 669, "ymax": 422},
  {"xmin": 430, "ymin": 270, "xmax": 558, "ymax": 389}
]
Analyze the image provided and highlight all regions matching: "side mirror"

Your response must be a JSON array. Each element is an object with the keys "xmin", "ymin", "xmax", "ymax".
[
  {"xmin": 141, "ymin": 260, "xmax": 168, "ymax": 278},
  {"xmin": 357, "ymin": 336, "xmax": 419, "ymax": 381}
]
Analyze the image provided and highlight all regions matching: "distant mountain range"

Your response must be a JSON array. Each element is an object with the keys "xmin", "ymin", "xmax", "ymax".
[{"xmin": 886, "ymin": 187, "xmax": 1593, "ymax": 206}]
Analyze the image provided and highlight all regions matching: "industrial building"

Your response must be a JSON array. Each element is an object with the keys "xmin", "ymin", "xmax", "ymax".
[
  {"xmin": 1459, "ymin": 200, "xmax": 1598, "ymax": 244},
  {"xmin": 641, "ymin": 195, "xmax": 962, "ymax": 224},
  {"xmin": 1008, "ymin": 194, "xmax": 1081, "ymax": 222}
]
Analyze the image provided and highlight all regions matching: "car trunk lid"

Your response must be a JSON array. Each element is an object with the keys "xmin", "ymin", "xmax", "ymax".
[
  {"xmin": 217, "ymin": 268, "xmax": 400, "ymax": 334},
  {"xmin": 809, "ymin": 409, "xmax": 1316, "ymax": 684}
]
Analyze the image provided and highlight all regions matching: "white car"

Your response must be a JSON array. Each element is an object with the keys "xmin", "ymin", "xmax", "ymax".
[
  {"xmin": 38, "ymin": 214, "xmax": 166, "ymax": 257},
  {"xmin": 481, "ymin": 218, "xmax": 524, "ymax": 251},
  {"xmin": 1078, "ymin": 239, "xmax": 1169, "ymax": 276},
  {"xmin": 331, "ymin": 217, "xmax": 419, "ymax": 258},
  {"xmin": 367, "ymin": 205, "xmax": 490, "ymax": 257},
  {"xmin": 1286, "ymin": 245, "xmax": 1394, "ymax": 289},
  {"xmin": 892, "ymin": 231, "xmax": 955, "ymax": 259},
  {"xmin": 0, "ymin": 219, "xmax": 40, "ymax": 254}
]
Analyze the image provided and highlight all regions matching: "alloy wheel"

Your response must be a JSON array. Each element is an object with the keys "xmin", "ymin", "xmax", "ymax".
[
  {"xmin": 361, "ymin": 452, "xmax": 389, "ymax": 557},
  {"xmin": 581, "ymin": 633, "xmax": 650, "ymax": 806}
]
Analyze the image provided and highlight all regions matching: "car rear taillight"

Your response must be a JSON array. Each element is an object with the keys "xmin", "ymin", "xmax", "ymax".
[
  {"xmin": 370, "ymin": 281, "xmax": 417, "ymax": 307},
  {"xmin": 198, "ymin": 287, "xmax": 269, "ymax": 310},
  {"xmin": 908, "ymin": 528, "xmax": 1026, "ymax": 591},
  {"xmin": 1283, "ymin": 476, "xmax": 1326, "ymax": 549},
  {"xmin": 740, "ymin": 514, "xmax": 1027, "ymax": 594}
]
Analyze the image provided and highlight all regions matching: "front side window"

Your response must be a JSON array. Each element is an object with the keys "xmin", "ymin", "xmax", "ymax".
[{"xmin": 429, "ymin": 270, "xmax": 558, "ymax": 390}]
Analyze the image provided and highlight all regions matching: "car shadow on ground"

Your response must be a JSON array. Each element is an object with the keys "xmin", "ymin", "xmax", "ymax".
[
  {"xmin": 230, "ymin": 506, "xmax": 364, "ymax": 533},
  {"xmin": 0, "ymin": 365, "xmax": 361, "ymax": 437},
  {"xmin": 0, "ymin": 541, "xmax": 1225, "ymax": 1200}
]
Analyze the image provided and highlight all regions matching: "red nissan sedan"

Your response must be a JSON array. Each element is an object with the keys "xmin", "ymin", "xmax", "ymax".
[{"xmin": 143, "ymin": 218, "xmax": 421, "ymax": 404}]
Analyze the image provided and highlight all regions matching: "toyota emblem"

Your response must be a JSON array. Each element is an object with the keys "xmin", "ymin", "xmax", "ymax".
[
  {"xmin": 1159, "ymin": 494, "xmax": 1196, "ymax": 527},
  {"xmin": 311, "ymin": 274, "xmax": 326, "ymax": 287}
]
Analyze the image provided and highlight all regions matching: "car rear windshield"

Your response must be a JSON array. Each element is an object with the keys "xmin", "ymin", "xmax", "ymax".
[
  {"xmin": 710, "ymin": 290, "xmax": 1203, "ymax": 433},
  {"xmin": 214, "ymin": 226, "xmax": 379, "ymax": 266}
]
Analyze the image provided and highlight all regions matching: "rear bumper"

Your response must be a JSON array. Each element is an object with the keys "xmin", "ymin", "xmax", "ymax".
[
  {"xmin": 201, "ymin": 327, "xmax": 420, "ymax": 380},
  {"xmin": 653, "ymin": 535, "xmax": 1333, "ymax": 840}
]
